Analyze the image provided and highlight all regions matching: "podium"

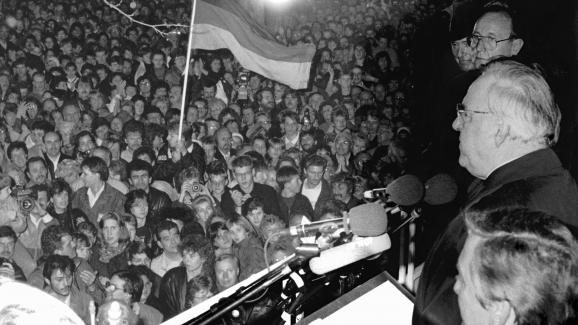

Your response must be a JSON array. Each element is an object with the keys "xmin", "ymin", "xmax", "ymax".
[{"xmin": 297, "ymin": 271, "xmax": 414, "ymax": 325}]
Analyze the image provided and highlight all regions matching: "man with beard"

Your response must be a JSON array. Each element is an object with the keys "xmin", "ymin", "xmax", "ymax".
[{"xmin": 300, "ymin": 130, "xmax": 318, "ymax": 155}]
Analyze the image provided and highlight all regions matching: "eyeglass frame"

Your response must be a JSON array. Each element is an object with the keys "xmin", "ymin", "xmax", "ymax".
[
  {"xmin": 466, "ymin": 34, "xmax": 516, "ymax": 51},
  {"xmin": 456, "ymin": 103, "xmax": 492, "ymax": 122}
]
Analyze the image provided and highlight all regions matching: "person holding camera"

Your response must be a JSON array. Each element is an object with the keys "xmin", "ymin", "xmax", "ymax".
[
  {"xmin": 0, "ymin": 174, "xmax": 37, "ymax": 278},
  {"xmin": 18, "ymin": 184, "xmax": 58, "ymax": 261}
]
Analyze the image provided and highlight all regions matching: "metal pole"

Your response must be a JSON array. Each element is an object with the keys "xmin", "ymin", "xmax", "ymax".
[{"xmin": 178, "ymin": 0, "xmax": 198, "ymax": 142}]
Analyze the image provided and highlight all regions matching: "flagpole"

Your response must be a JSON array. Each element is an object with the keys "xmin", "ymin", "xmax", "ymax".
[{"xmin": 178, "ymin": 0, "xmax": 198, "ymax": 142}]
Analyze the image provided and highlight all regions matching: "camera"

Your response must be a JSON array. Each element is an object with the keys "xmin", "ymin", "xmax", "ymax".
[
  {"xmin": 184, "ymin": 182, "xmax": 202, "ymax": 195},
  {"xmin": 191, "ymin": 183, "xmax": 202, "ymax": 193},
  {"xmin": 12, "ymin": 186, "xmax": 35, "ymax": 214},
  {"xmin": 237, "ymin": 71, "xmax": 249, "ymax": 100}
]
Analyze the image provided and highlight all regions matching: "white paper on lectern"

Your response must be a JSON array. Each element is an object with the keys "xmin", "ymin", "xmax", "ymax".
[{"xmin": 309, "ymin": 281, "xmax": 413, "ymax": 324}]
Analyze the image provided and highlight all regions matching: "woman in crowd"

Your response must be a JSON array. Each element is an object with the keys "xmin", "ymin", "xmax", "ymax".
[
  {"xmin": 208, "ymin": 221, "xmax": 233, "ymax": 258},
  {"xmin": 90, "ymin": 212, "xmax": 130, "ymax": 278},
  {"xmin": 226, "ymin": 215, "xmax": 266, "ymax": 281}
]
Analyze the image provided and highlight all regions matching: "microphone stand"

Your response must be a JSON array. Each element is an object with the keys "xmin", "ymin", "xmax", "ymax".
[{"xmin": 392, "ymin": 207, "xmax": 420, "ymax": 293}]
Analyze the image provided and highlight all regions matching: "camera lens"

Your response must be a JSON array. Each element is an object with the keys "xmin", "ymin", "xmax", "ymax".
[
  {"xmin": 192, "ymin": 184, "xmax": 201, "ymax": 192},
  {"xmin": 20, "ymin": 198, "xmax": 34, "ymax": 212}
]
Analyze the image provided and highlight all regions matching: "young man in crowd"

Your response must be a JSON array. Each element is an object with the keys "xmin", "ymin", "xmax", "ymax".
[
  {"xmin": 43, "ymin": 254, "xmax": 93, "ymax": 324},
  {"xmin": 150, "ymin": 220, "xmax": 182, "ymax": 278},
  {"xmin": 301, "ymin": 155, "xmax": 333, "ymax": 220},
  {"xmin": 221, "ymin": 155, "xmax": 281, "ymax": 219},
  {"xmin": 71, "ymin": 157, "xmax": 125, "ymax": 225}
]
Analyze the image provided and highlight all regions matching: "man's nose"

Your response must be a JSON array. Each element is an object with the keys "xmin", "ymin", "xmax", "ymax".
[{"xmin": 452, "ymin": 117, "xmax": 462, "ymax": 131}]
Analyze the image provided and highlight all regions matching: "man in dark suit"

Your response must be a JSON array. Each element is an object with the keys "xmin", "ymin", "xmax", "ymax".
[
  {"xmin": 71, "ymin": 157, "xmax": 125, "ymax": 225},
  {"xmin": 43, "ymin": 131, "xmax": 72, "ymax": 180},
  {"xmin": 213, "ymin": 127, "xmax": 236, "ymax": 167},
  {"xmin": 413, "ymin": 61, "xmax": 578, "ymax": 325}
]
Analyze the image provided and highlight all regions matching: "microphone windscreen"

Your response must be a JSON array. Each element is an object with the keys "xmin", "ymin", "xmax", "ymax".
[
  {"xmin": 424, "ymin": 173, "xmax": 458, "ymax": 205},
  {"xmin": 387, "ymin": 174, "xmax": 424, "ymax": 206},
  {"xmin": 348, "ymin": 203, "xmax": 388, "ymax": 236},
  {"xmin": 309, "ymin": 233, "xmax": 391, "ymax": 275}
]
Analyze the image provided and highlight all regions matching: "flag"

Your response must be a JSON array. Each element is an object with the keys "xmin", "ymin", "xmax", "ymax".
[{"xmin": 192, "ymin": 0, "xmax": 316, "ymax": 89}]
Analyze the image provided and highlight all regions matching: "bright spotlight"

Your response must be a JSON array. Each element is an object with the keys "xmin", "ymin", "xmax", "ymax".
[{"xmin": 268, "ymin": 0, "xmax": 291, "ymax": 5}]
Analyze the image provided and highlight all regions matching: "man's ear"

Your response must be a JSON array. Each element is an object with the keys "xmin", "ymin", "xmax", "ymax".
[
  {"xmin": 44, "ymin": 277, "xmax": 51, "ymax": 287},
  {"xmin": 511, "ymin": 39, "xmax": 524, "ymax": 56},
  {"xmin": 489, "ymin": 300, "xmax": 516, "ymax": 325},
  {"xmin": 494, "ymin": 120, "xmax": 509, "ymax": 148}
]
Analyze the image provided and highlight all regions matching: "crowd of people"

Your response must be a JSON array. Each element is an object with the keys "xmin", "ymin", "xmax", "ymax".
[
  {"xmin": 0, "ymin": 0, "xmax": 436, "ymax": 323},
  {"xmin": 0, "ymin": 0, "xmax": 577, "ymax": 324}
]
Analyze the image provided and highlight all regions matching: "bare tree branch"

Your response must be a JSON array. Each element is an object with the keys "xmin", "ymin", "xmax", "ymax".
[{"xmin": 102, "ymin": 0, "xmax": 188, "ymax": 37}]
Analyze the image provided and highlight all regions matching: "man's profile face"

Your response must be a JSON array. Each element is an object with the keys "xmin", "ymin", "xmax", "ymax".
[
  {"xmin": 215, "ymin": 259, "xmax": 239, "ymax": 290},
  {"xmin": 454, "ymin": 234, "xmax": 492, "ymax": 325},
  {"xmin": 472, "ymin": 12, "xmax": 522, "ymax": 69},
  {"xmin": 452, "ymin": 76, "xmax": 497, "ymax": 179},
  {"xmin": 451, "ymin": 37, "xmax": 476, "ymax": 71}
]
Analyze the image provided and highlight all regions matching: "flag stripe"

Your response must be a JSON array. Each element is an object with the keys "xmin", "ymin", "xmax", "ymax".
[
  {"xmin": 193, "ymin": 23, "xmax": 312, "ymax": 89},
  {"xmin": 195, "ymin": 0, "xmax": 315, "ymax": 63},
  {"xmin": 201, "ymin": 0, "xmax": 276, "ymax": 43}
]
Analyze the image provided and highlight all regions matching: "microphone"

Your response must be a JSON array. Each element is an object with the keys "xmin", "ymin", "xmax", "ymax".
[
  {"xmin": 423, "ymin": 173, "xmax": 458, "ymax": 205},
  {"xmin": 277, "ymin": 203, "xmax": 388, "ymax": 238},
  {"xmin": 308, "ymin": 233, "xmax": 391, "ymax": 275},
  {"xmin": 363, "ymin": 174, "xmax": 424, "ymax": 206}
]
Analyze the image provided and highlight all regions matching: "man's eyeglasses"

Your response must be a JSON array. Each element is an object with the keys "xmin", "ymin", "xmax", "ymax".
[
  {"xmin": 456, "ymin": 103, "xmax": 491, "ymax": 122},
  {"xmin": 467, "ymin": 34, "xmax": 514, "ymax": 51}
]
